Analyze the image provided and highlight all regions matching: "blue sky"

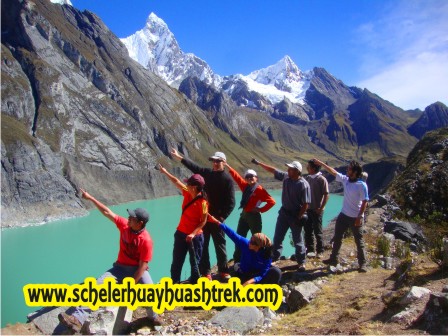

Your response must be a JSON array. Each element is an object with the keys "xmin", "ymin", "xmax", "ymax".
[{"xmin": 70, "ymin": 0, "xmax": 447, "ymax": 110}]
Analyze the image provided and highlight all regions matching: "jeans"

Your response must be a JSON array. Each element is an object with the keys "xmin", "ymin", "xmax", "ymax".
[
  {"xmin": 199, "ymin": 221, "xmax": 229, "ymax": 275},
  {"xmin": 272, "ymin": 208, "xmax": 306, "ymax": 264},
  {"xmin": 304, "ymin": 209, "xmax": 324, "ymax": 254},
  {"xmin": 72, "ymin": 263, "xmax": 157, "ymax": 324},
  {"xmin": 330, "ymin": 212, "xmax": 367, "ymax": 265},
  {"xmin": 233, "ymin": 211, "xmax": 262, "ymax": 262},
  {"xmin": 171, "ymin": 230, "xmax": 204, "ymax": 284}
]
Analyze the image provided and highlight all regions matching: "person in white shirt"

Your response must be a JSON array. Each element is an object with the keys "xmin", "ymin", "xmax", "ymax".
[{"xmin": 312, "ymin": 159, "xmax": 369, "ymax": 272}]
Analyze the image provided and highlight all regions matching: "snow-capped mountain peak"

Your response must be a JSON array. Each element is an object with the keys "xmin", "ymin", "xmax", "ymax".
[
  {"xmin": 50, "ymin": 0, "xmax": 72, "ymax": 6},
  {"xmin": 248, "ymin": 55, "xmax": 302, "ymax": 85},
  {"xmin": 121, "ymin": 13, "xmax": 310, "ymax": 106},
  {"xmin": 121, "ymin": 13, "xmax": 218, "ymax": 88},
  {"xmin": 230, "ymin": 56, "xmax": 311, "ymax": 105}
]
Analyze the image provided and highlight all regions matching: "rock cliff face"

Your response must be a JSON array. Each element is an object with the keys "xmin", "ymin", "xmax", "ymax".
[{"xmin": 388, "ymin": 127, "xmax": 448, "ymax": 218}]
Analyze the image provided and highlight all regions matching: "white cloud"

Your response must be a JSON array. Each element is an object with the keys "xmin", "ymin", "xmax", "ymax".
[{"xmin": 355, "ymin": 0, "xmax": 448, "ymax": 110}]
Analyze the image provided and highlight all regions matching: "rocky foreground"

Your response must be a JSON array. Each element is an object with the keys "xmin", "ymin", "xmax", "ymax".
[{"xmin": 2, "ymin": 199, "xmax": 447, "ymax": 335}]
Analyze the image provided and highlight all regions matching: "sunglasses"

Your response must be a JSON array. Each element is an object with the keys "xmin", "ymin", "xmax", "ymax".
[
  {"xmin": 211, "ymin": 159, "xmax": 223, "ymax": 163},
  {"xmin": 245, "ymin": 174, "xmax": 256, "ymax": 179}
]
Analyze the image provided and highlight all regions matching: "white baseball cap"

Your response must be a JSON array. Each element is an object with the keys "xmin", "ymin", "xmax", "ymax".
[
  {"xmin": 244, "ymin": 169, "xmax": 257, "ymax": 178},
  {"xmin": 285, "ymin": 161, "xmax": 302, "ymax": 172},
  {"xmin": 209, "ymin": 151, "xmax": 227, "ymax": 161}
]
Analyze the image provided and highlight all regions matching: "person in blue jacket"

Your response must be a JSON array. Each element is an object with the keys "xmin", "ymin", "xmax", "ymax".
[{"xmin": 209, "ymin": 218, "xmax": 281, "ymax": 285}]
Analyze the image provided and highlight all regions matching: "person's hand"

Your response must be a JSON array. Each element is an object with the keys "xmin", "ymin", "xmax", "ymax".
[
  {"xmin": 250, "ymin": 208, "xmax": 261, "ymax": 213},
  {"xmin": 186, "ymin": 233, "xmax": 194, "ymax": 243},
  {"xmin": 207, "ymin": 215, "xmax": 221, "ymax": 225},
  {"xmin": 251, "ymin": 158, "xmax": 260, "ymax": 165},
  {"xmin": 312, "ymin": 158, "xmax": 323, "ymax": 166},
  {"xmin": 243, "ymin": 278, "xmax": 256, "ymax": 286},
  {"xmin": 354, "ymin": 217, "xmax": 363, "ymax": 227},
  {"xmin": 316, "ymin": 207, "xmax": 324, "ymax": 215},
  {"xmin": 157, "ymin": 163, "xmax": 168, "ymax": 174},
  {"xmin": 170, "ymin": 147, "xmax": 183, "ymax": 162},
  {"xmin": 80, "ymin": 188, "xmax": 92, "ymax": 200}
]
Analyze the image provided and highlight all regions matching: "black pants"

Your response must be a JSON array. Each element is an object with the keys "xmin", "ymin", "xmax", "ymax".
[
  {"xmin": 171, "ymin": 230, "xmax": 204, "ymax": 284},
  {"xmin": 234, "ymin": 211, "xmax": 262, "ymax": 262},
  {"xmin": 199, "ymin": 221, "xmax": 228, "ymax": 275},
  {"xmin": 304, "ymin": 209, "xmax": 324, "ymax": 254},
  {"xmin": 330, "ymin": 213, "xmax": 367, "ymax": 265},
  {"xmin": 236, "ymin": 266, "xmax": 282, "ymax": 285}
]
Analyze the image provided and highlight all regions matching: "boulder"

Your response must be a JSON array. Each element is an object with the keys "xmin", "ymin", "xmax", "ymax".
[
  {"xmin": 286, "ymin": 281, "xmax": 320, "ymax": 312},
  {"xmin": 27, "ymin": 306, "xmax": 132, "ymax": 335},
  {"xmin": 400, "ymin": 286, "xmax": 431, "ymax": 306},
  {"xmin": 209, "ymin": 307, "xmax": 263, "ymax": 334},
  {"xmin": 419, "ymin": 292, "xmax": 448, "ymax": 334}
]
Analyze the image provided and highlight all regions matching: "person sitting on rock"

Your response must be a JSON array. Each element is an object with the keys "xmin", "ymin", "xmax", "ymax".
[
  {"xmin": 224, "ymin": 161, "xmax": 276, "ymax": 263},
  {"xmin": 158, "ymin": 164, "xmax": 209, "ymax": 284},
  {"xmin": 209, "ymin": 217, "xmax": 282, "ymax": 285},
  {"xmin": 57, "ymin": 189, "xmax": 162, "ymax": 333}
]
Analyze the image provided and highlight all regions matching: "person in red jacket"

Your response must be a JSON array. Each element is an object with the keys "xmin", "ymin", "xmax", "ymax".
[
  {"xmin": 225, "ymin": 162, "xmax": 276, "ymax": 262},
  {"xmin": 158, "ymin": 164, "xmax": 209, "ymax": 284}
]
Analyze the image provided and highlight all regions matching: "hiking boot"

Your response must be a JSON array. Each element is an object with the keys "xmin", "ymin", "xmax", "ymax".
[
  {"xmin": 316, "ymin": 253, "xmax": 324, "ymax": 259},
  {"xmin": 220, "ymin": 272, "xmax": 231, "ymax": 280},
  {"xmin": 58, "ymin": 312, "xmax": 82, "ymax": 333},
  {"xmin": 306, "ymin": 252, "xmax": 316, "ymax": 258},
  {"xmin": 202, "ymin": 274, "xmax": 212, "ymax": 281},
  {"xmin": 358, "ymin": 264, "xmax": 368, "ymax": 273},
  {"xmin": 322, "ymin": 258, "xmax": 338, "ymax": 266}
]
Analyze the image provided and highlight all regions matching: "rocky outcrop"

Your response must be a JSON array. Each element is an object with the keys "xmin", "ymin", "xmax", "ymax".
[
  {"xmin": 408, "ymin": 102, "xmax": 448, "ymax": 139},
  {"xmin": 388, "ymin": 127, "xmax": 448, "ymax": 218}
]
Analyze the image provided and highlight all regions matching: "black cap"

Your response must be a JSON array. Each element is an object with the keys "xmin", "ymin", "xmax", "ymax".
[{"xmin": 127, "ymin": 208, "xmax": 150, "ymax": 224}]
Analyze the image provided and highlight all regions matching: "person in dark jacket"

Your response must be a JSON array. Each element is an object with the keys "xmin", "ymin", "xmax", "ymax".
[
  {"xmin": 209, "ymin": 217, "xmax": 281, "ymax": 285},
  {"xmin": 170, "ymin": 148, "xmax": 235, "ymax": 280}
]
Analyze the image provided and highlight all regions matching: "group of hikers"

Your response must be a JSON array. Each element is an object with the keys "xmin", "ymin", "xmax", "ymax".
[{"xmin": 58, "ymin": 148, "xmax": 369, "ymax": 332}]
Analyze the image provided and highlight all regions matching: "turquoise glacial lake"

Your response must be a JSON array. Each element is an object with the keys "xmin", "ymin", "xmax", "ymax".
[{"xmin": 1, "ymin": 190, "xmax": 342, "ymax": 327}]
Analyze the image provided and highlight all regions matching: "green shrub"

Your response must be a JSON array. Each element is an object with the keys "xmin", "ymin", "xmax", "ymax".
[{"xmin": 377, "ymin": 235, "xmax": 391, "ymax": 257}]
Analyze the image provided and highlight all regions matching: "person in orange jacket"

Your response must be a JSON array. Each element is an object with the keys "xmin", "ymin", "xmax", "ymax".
[{"xmin": 225, "ymin": 162, "xmax": 276, "ymax": 262}]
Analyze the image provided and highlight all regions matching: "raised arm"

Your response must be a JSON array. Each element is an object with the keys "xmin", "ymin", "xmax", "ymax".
[
  {"xmin": 312, "ymin": 158, "xmax": 338, "ymax": 177},
  {"xmin": 157, "ymin": 163, "xmax": 185, "ymax": 191},
  {"xmin": 225, "ymin": 163, "xmax": 247, "ymax": 191},
  {"xmin": 252, "ymin": 158, "xmax": 277, "ymax": 174},
  {"xmin": 80, "ymin": 189, "xmax": 116, "ymax": 222}
]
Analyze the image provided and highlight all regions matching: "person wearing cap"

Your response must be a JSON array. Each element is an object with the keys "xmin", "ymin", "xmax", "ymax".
[
  {"xmin": 170, "ymin": 148, "xmax": 235, "ymax": 280},
  {"xmin": 158, "ymin": 164, "xmax": 209, "ymax": 284},
  {"xmin": 253, "ymin": 158, "xmax": 311, "ymax": 269},
  {"xmin": 224, "ymin": 162, "xmax": 276, "ymax": 262},
  {"xmin": 208, "ymin": 217, "xmax": 281, "ymax": 285},
  {"xmin": 58, "ymin": 188, "xmax": 161, "ymax": 333},
  {"xmin": 312, "ymin": 159, "xmax": 369, "ymax": 272},
  {"xmin": 304, "ymin": 160, "xmax": 330, "ymax": 258}
]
